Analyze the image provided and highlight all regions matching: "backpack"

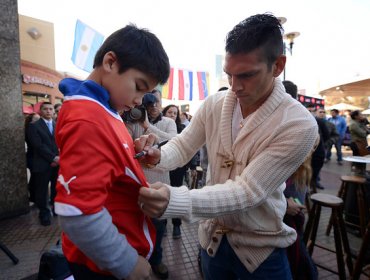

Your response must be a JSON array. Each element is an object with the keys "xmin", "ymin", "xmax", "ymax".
[{"xmin": 38, "ymin": 240, "xmax": 72, "ymax": 280}]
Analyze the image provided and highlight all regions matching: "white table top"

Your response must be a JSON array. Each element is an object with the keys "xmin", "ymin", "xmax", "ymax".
[{"xmin": 343, "ymin": 156, "xmax": 370, "ymax": 163}]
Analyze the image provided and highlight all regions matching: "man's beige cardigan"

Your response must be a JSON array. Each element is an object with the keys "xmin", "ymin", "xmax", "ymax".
[{"xmin": 158, "ymin": 79, "xmax": 318, "ymax": 272}]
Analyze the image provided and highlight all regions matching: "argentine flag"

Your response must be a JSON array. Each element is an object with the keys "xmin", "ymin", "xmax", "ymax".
[{"xmin": 71, "ymin": 20, "xmax": 104, "ymax": 73}]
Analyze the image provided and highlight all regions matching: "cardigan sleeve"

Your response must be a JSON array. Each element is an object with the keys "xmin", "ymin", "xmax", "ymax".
[{"xmin": 161, "ymin": 113, "xmax": 319, "ymax": 223}]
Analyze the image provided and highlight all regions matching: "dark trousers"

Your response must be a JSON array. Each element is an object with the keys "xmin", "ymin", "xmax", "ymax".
[
  {"xmin": 68, "ymin": 262, "xmax": 118, "ymax": 279},
  {"xmin": 149, "ymin": 218, "xmax": 166, "ymax": 266},
  {"xmin": 311, "ymin": 157, "xmax": 324, "ymax": 191},
  {"xmin": 33, "ymin": 167, "xmax": 58, "ymax": 218},
  {"xmin": 169, "ymin": 167, "xmax": 186, "ymax": 227}
]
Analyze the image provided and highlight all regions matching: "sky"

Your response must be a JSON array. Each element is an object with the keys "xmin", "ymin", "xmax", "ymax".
[{"xmin": 17, "ymin": 0, "xmax": 370, "ymax": 104}]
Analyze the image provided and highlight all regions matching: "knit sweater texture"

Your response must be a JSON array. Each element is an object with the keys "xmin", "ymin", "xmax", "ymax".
[{"xmin": 158, "ymin": 78, "xmax": 319, "ymax": 272}]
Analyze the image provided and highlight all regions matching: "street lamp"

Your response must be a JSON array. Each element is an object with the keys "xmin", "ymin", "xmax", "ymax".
[{"xmin": 278, "ymin": 17, "xmax": 300, "ymax": 81}]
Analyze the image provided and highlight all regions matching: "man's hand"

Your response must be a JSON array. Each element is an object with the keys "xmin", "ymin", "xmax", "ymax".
[
  {"xmin": 138, "ymin": 182, "xmax": 170, "ymax": 218},
  {"xmin": 134, "ymin": 134, "xmax": 161, "ymax": 165},
  {"xmin": 126, "ymin": 255, "xmax": 152, "ymax": 280},
  {"xmin": 51, "ymin": 156, "xmax": 60, "ymax": 167},
  {"xmin": 286, "ymin": 197, "xmax": 305, "ymax": 216}
]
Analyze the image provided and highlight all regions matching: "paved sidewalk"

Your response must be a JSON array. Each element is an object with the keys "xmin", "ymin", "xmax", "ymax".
[{"xmin": 0, "ymin": 150, "xmax": 369, "ymax": 279}]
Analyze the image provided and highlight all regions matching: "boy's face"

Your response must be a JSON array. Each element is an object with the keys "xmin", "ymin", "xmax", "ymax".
[{"xmin": 103, "ymin": 65, "xmax": 157, "ymax": 112}]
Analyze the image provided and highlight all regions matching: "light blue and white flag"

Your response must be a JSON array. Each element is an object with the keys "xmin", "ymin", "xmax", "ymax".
[{"xmin": 71, "ymin": 20, "xmax": 104, "ymax": 73}]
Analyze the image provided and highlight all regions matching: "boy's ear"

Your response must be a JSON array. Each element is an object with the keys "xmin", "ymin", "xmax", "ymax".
[{"xmin": 102, "ymin": 51, "xmax": 117, "ymax": 72}]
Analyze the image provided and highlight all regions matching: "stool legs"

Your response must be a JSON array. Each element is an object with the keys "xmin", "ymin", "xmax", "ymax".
[
  {"xmin": 352, "ymin": 221, "xmax": 370, "ymax": 280},
  {"xmin": 326, "ymin": 181, "xmax": 347, "ymax": 236},
  {"xmin": 304, "ymin": 202, "xmax": 353, "ymax": 279},
  {"xmin": 0, "ymin": 241, "xmax": 19, "ymax": 264}
]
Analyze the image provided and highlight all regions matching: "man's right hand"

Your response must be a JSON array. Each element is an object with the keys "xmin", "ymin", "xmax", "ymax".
[{"xmin": 126, "ymin": 255, "xmax": 152, "ymax": 280}]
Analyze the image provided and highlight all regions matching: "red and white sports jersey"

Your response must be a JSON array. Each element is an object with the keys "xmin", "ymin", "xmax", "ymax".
[{"xmin": 55, "ymin": 97, "xmax": 155, "ymax": 275}]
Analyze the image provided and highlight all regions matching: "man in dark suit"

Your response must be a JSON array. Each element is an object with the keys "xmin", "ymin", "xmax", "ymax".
[{"xmin": 28, "ymin": 102, "xmax": 59, "ymax": 226}]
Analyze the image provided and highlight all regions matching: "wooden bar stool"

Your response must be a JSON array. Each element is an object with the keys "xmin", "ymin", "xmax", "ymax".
[
  {"xmin": 326, "ymin": 175, "xmax": 367, "ymax": 237},
  {"xmin": 352, "ymin": 221, "xmax": 370, "ymax": 280},
  {"xmin": 303, "ymin": 193, "xmax": 353, "ymax": 280}
]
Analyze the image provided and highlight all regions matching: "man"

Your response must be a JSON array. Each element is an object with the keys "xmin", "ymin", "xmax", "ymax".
[
  {"xmin": 127, "ymin": 90, "xmax": 177, "ymax": 279},
  {"xmin": 136, "ymin": 14, "xmax": 318, "ymax": 279},
  {"xmin": 327, "ymin": 109, "xmax": 347, "ymax": 164},
  {"xmin": 54, "ymin": 24, "xmax": 170, "ymax": 279},
  {"xmin": 54, "ymin": 103, "xmax": 62, "ymax": 121},
  {"xmin": 316, "ymin": 108, "xmax": 339, "ymax": 159},
  {"xmin": 27, "ymin": 102, "xmax": 59, "ymax": 226},
  {"xmin": 307, "ymin": 105, "xmax": 329, "ymax": 191}
]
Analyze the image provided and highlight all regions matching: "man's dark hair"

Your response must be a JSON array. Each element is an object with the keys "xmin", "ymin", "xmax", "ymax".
[
  {"xmin": 225, "ymin": 13, "xmax": 284, "ymax": 70},
  {"xmin": 54, "ymin": 103, "xmax": 62, "ymax": 110},
  {"xmin": 282, "ymin": 80, "xmax": 298, "ymax": 99},
  {"xmin": 350, "ymin": 110, "xmax": 360, "ymax": 120},
  {"xmin": 40, "ymin": 102, "xmax": 53, "ymax": 110},
  {"xmin": 93, "ymin": 24, "xmax": 170, "ymax": 84},
  {"xmin": 330, "ymin": 109, "xmax": 339, "ymax": 114}
]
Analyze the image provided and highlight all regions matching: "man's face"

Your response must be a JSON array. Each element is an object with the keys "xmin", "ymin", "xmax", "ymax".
[
  {"xmin": 146, "ymin": 92, "xmax": 161, "ymax": 119},
  {"xmin": 316, "ymin": 109, "xmax": 326, "ymax": 119},
  {"xmin": 40, "ymin": 104, "xmax": 54, "ymax": 120},
  {"xmin": 223, "ymin": 49, "xmax": 284, "ymax": 109},
  {"xmin": 331, "ymin": 111, "xmax": 338, "ymax": 118},
  {"xmin": 102, "ymin": 65, "xmax": 157, "ymax": 112}
]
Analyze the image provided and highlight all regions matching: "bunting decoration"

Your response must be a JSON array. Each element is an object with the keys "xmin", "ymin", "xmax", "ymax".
[{"xmin": 160, "ymin": 68, "xmax": 209, "ymax": 101}]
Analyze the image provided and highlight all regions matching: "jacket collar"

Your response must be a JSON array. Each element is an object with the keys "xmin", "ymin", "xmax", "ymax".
[{"xmin": 220, "ymin": 78, "xmax": 287, "ymax": 156}]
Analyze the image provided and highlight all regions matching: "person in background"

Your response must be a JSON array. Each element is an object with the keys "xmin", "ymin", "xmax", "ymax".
[
  {"xmin": 307, "ymin": 104, "xmax": 329, "ymax": 191},
  {"xmin": 54, "ymin": 24, "xmax": 170, "ymax": 280},
  {"xmin": 27, "ymin": 103, "xmax": 59, "ymax": 226},
  {"xmin": 162, "ymin": 104, "xmax": 186, "ymax": 239},
  {"xmin": 54, "ymin": 103, "xmax": 62, "ymax": 121},
  {"xmin": 25, "ymin": 112, "xmax": 40, "ymax": 203},
  {"xmin": 127, "ymin": 90, "xmax": 176, "ymax": 279},
  {"xmin": 136, "ymin": 14, "xmax": 318, "ymax": 279},
  {"xmin": 327, "ymin": 109, "xmax": 346, "ymax": 165},
  {"xmin": 283, "ymin": 80, "xmax": 318, "ymax": 279},
  {"xmin": 180, "ymin": 112, "xmax": 190, "ymax": 127},
  {"xmin": 316, "ymin": 109, "xmax": 339, "ymax": 161},
  {"xmin": 349, "ymin": 110, "xmax": 370, "ymax": 156}
]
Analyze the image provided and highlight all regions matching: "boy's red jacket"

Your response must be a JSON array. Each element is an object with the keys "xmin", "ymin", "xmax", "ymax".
[{"xmin": 54, "ymin": 78, "xmax": 155, "ymax": 275}]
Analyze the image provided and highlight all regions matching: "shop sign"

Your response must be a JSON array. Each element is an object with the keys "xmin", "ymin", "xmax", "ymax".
[{"xmin": 22, "ymin": 74, "xmax": 55, "ymax": 88}]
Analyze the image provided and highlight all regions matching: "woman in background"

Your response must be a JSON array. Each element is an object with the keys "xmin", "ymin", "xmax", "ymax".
[{"xmin": 162, "ymin": 104, "xmax": 186, "ymax": 239}]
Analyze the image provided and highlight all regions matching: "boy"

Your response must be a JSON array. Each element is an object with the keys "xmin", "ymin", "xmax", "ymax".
[{"xmin": 54, "ymin": 24, "xmax": 169, "ymax": 279}]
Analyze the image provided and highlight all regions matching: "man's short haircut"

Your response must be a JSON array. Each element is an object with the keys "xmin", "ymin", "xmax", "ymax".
[
  {"xmin": 282, "ymin": 80, "xmax": 298, "ymax": 99},
  {"xmin": 93, "ymin": 24, "xmax": 170, "ymax": 84},
  {"xmin": 40, "ymin": 102, "xmax": 53, "ymax": 110},
  {"xmin": 54, "ymin": 103, "xmax": 62, "ymax": 110},
  {"xmin": 330, "ymin": 109, "xmax": 339, "ymax": 114},
  {"xmin": 350, "ymin": 110, "xmax": 360, "ymax": 120},
  {"xmin": 225, "ymin": 13, "xmax": 284, "ymax": 70},
  {"xmin": 306, "ymin": 103, "xmax": 316, "ymax": 111}
]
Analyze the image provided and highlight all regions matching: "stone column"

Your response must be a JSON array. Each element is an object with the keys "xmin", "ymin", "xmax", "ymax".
[{"xmin": 0, "ymin": 0, "xmax": 29, "ymax": 219}]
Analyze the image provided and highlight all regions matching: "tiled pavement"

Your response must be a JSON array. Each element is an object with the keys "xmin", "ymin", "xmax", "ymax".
[{"xmin": 1, "ymin": 149, "xmax": 370, "ymax": 279}]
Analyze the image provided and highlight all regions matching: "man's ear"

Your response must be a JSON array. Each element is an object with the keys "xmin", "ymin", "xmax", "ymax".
[
  {"xmin": 102, "ymin": 51, "xmax": 117, "ymax": 72},
  {"xmin": 273, "ymin": 55, "xmax": 286, "ymax": 77}
]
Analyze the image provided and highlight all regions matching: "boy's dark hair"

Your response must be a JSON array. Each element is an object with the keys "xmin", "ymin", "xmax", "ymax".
[
  {"xmin": 93, "ymin": 24, "xmax": 170, "ymax": 84},
  {"xmin": 282, "ymin": 80, "xmax": 298, "ymax": 99},
  {"xmin": 225, "ymin": 13, "xmax": 284, "ymax": 70},
  {"xmin": 350, "ymin": 110, "xmax": 360, "ymax": 120}
]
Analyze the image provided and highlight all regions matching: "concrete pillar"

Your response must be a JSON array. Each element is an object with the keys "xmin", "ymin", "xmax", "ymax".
[{"xmin": 0, "ymin": 0, "xmax": 29, "ymax": 219}]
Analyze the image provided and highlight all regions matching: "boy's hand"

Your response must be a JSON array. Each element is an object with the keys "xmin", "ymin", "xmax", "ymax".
[
  {"xmin": 138, "ymin": 182, "xmax": 170, "ymax": 218},
  {"xmin": 134, "ymin": 134, "xmax": 160, "ymax": 165},
  {"xmin": 126, "ymin": 255, "xmax": 152, "ymax": 280}
]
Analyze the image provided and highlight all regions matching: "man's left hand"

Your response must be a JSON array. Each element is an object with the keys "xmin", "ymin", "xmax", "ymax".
[{"xmin": 138, "ymin": 182, "xmax": 170, "ymax": 218}]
